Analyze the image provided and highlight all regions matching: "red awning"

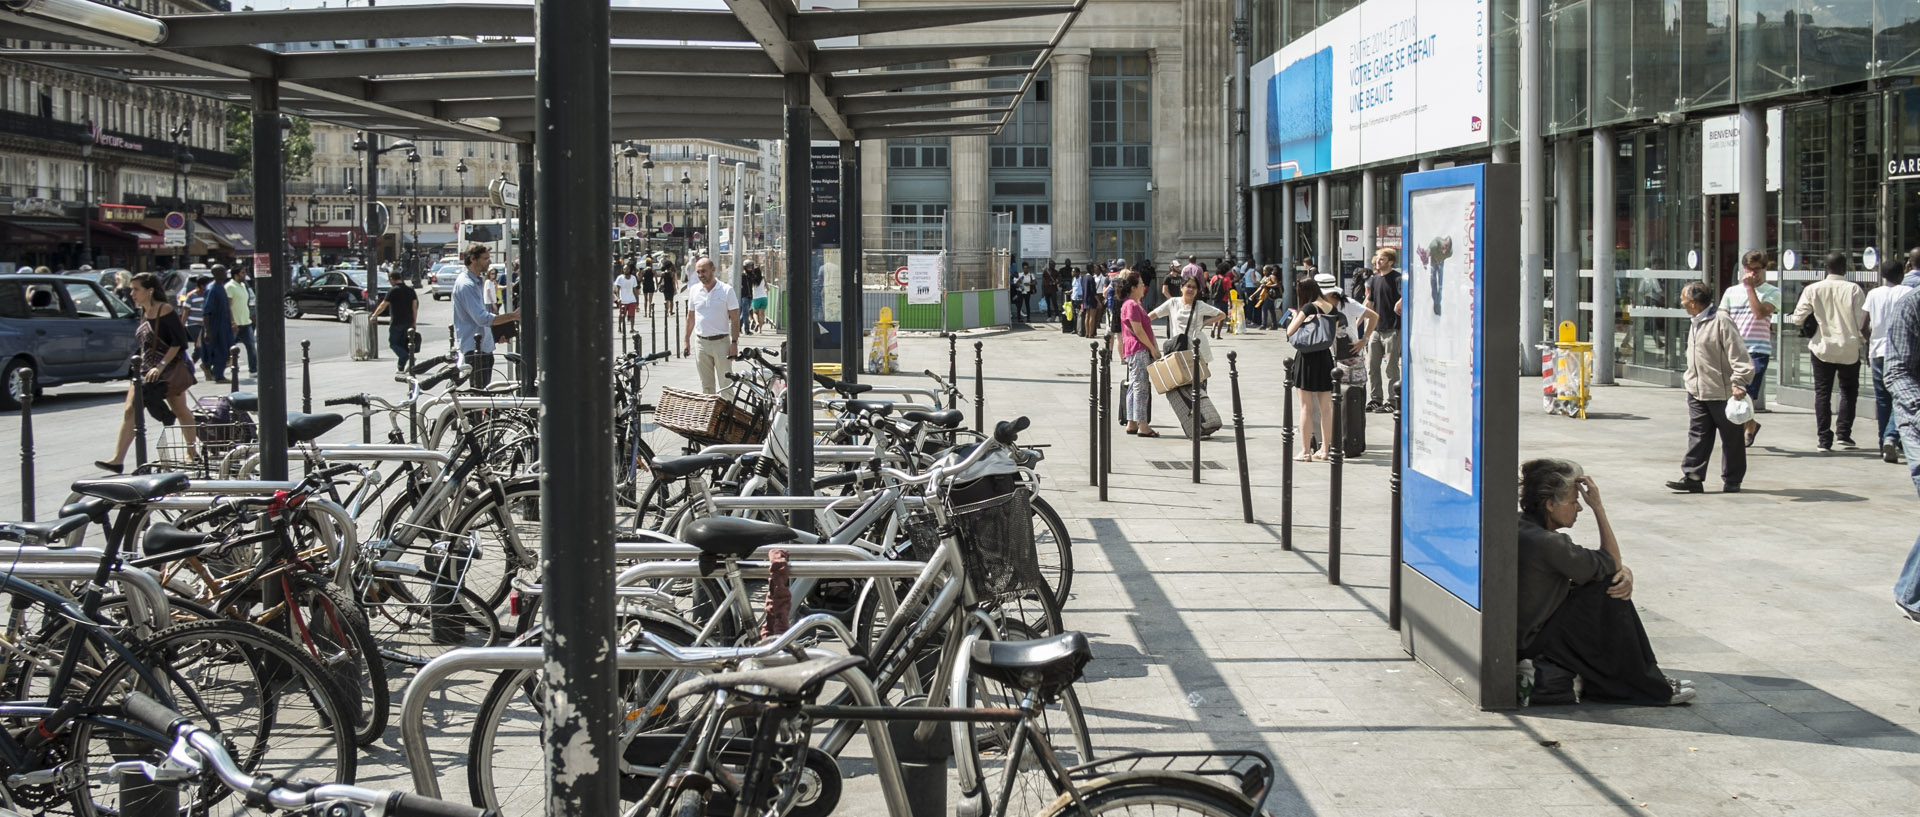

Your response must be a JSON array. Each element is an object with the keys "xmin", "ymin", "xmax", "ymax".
[{"xmin": 289, "ymin": 226, "xmax": 366, "ymax": 248}]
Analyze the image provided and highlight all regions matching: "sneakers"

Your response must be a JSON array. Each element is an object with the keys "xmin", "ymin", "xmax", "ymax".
[
  {"xmin": 1838, "ymin": 438, "xmax": 1860, "ymax": 450},
  {"xmin": 1722, "ymin": 483, "xmax": 1741, "ymax": 494},
  {"xmin": 1664, "ymin": 477, "xmax": 1704, "ymax": 493},
  {"xmin": 1885, "ymin": 440, "xmax": 1902, "ymax": 463},
  {"xmin": 1900, "ymin": 603, "xmax": 1920, "ymax": 624},
  {"xmin": 1817, "ymin": 443, "xmax": 1833, "ymax": 453},
  {"xmin": 1667, "ymin": 679, "xmax": 1697, "ymax": 706}
]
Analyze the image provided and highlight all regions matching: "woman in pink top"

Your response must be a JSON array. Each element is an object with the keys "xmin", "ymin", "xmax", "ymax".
[{"xmin": 1118, "ymin": 271, "xmax": 1162, "ymax": 438}]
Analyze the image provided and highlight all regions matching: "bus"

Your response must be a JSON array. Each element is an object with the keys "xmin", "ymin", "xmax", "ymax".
[{"xmin": 458, "ymin": 218, "xmax": 520, "ymax": 306}]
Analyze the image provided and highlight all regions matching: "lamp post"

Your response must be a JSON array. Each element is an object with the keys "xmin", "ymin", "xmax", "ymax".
[
  {"xmin": 620, "ymin": 143, "xmax": 639, "ymax": 262},
  {"xmin": 350, "ymin": 132, "xmax": 416, "ymax": 269},
  {"xmin": 406, "ymin": 148, "xmax": 421, "ymax": 285},
  {"xmin": 680, "ymin": 168, "xmax": 692, "ymax": 258},
  {"xmin": 344, "ymin": 181, "xmax": 358, "ymax": 265},
  {"xmin": 305, "ymin": 195, "xmax": 317, "ymax": 267},
  {"xmin": 286, "ymin": 202, "xmax": 297, "ymax": 272},
  {"xmin": 167, "ymin": 120, "xmax": 191, "ymax": 205},
  {"xmin": 642, "ymin": 153, "xmax": 655, "ymax": 237},
  {"xmin": 455, "ymin": 158, "xmax": 468, "ymax": 240}
]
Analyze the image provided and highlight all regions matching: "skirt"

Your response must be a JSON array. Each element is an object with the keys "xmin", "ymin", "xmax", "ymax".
[{"xmin": 1292, "ymin": 349, "xmax": 1334, "ymax": 393}]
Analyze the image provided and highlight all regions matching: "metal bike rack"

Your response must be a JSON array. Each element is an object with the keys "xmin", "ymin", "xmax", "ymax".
[
  {"xmin": 146, "ymin": 483, "xmax": 359, "ymax": 587},
  {"xmin": 398, "ymin": 645, "xmax": 912, "ymax": 817},
  {"xmin": 706, "ymin": 495, "xmax": 925, "ymax": 511},
  {"xmin": 234, "ymin": 446, "xmax": 452, "ymax": 481},
  {"xmin": 614, "ymin": 558, "xmax": 928, "ymax": 588},
  {"xmin": 510, "ymin": 543, "xmax": 891, "ymax": 599},
  {"xmin": 0, "ymin": 554, "xmax": 173, "ymax": 633},
  {"xmin": 811, "ymin": 386, "xmax": 943, "ymax": 406}
]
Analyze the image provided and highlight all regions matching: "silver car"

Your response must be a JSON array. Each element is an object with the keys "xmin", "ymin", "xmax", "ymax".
[
  {"xmin": 0, "ymin": 273, "xmax": 140, "ymax": 410},
  {"xmin": 428, "ymin": 263, "xmax": 461, "ymax": 300}
]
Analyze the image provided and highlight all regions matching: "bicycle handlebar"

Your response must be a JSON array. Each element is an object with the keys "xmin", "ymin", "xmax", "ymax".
[
  {"xmin": 120, "ymin": 692, "xmax": 499, "ymax": 817},
  {"xmin": 639, "ymin": 612, "xmax": 854, "ymax": 663},
  {"xmin": 322, "ymin": 394, "xmax": 371, "ymax": 408},
  {"xmin": 418, "ymin": 365, "xmax": 466, "ymax": 392},
  {"xmin": 409, "ymin": 354, "xmax": 453, "ymax": 376}
]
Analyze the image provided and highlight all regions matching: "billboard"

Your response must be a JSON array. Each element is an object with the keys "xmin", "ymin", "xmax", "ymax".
[{"xmin": 1250, "ymin": 0, "xmax": 1489, "ymax": 186}]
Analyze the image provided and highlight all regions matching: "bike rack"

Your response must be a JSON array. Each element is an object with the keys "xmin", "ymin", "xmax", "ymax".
[
  {"xmin": 706, "ymin": 495, "xmax": 926, "ymax": 511},
  {"xmin": 509, "ymin": 543, "xmax": 890, "ymax": 600},
  {"xmin": 220, "ymin": 444, "xmax": 438, "ymax": 478},
  {"xmin": 146, "ymin": 483, "xmax": 359, "ymax": 588},
  {"xmin": 0, "ymin": 555, "xmax": 173, "ymax": 634},
  {"xmin": 398, "ymin": 645, "xmax": 912, "ymax": 817},
  {"xmin": 233, "ymin": 446, "xmax": 452, "ymax": 481},
  {"xmin": 811, "ymin": 386, "xmax": 942, "ymax": 406}
]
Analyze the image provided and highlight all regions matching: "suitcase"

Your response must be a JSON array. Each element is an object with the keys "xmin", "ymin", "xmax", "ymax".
[
  {"xmin": 1164, "ymin": 384, "xmax": 1222, "ymax": 439},
  {"xmin": 1339, "ymin": 384, "xmax": 1366, "ymax": 457},
  {"xmin": 1147, "ymin": 352, "xmax": 1211, "ymax": 394}
]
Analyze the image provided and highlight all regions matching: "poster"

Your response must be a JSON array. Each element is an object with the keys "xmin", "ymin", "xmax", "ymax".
[
  {"xmin": 1406, "ymin": 183, "xmax": 1476, "ymax": 495},
  {"xmin": 1020, "ymin": 224, "xmax": 1052, "ymax": 259},
  {"xmin": 906, "ymin": 254, "xmax": 943, "ymax": 305},
  {"xmin": 1338, "ymin": 229, "xmax": 1365, "ymax": 261},
  {"xmin": 1700, "ymin": 109, "xmax": 1782, "ymax": 195}
]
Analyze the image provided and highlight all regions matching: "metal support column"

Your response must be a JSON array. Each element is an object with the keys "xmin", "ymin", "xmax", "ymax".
[
  {"xmin": 519, "ymin": 142, "xmax": 539, "ymax": 394},
  {"xmin": 1553, "ymin": 137, "xmax": 1580, "ymax": 338},
  {"xmin": 1737, "ymin": 103, "xmax": 1767, "ymax": 254},
  {"xmin": 1361, "ymin": 169, "xmax": 1377, "ymax": 267},
  {"xmin": 534, "ymin": 0, "xmax": 615, "ymax": 812},
  {"xmin": 1519, "ymin": 0, "xmax": 1546, "ymax": 375},
  {"xmin": 708, "ymin": 153, "xmax": 722, "ymax": 268},
  {"xmin": 782, "ymin": 73, "xmax": 815, "ymax": 520},
  {"xmin": 1315, "ymin": 177, "xmax": 1331, "ymax": 276},
  {"xmin": 1418, "ymin": 157, "xmax": 1435, "ymax": 172},
  {"xmin": 251, "ymin": 78, "xmax": 289, "ymax": 481},
  {"xmin": 840, "ymin": 140, "xmax": 862, "ymax": 382},
  {"xmin": 1592, "ymin": 128, "xmax": 1616, "ymax": 385},
  {"xmin": 1251, "ymin": 191, "xmax": 1264, "ymax": 266}
]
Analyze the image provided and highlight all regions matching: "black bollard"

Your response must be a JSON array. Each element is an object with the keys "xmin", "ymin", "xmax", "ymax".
[
  {"xmin": 650, "ymin": 309, "xmax": 658, "ymax": 359},
  {"xmin": 947, "ymin": 333, "xmax": 959, "ymax": 410},
  {"xmin": 1282, "ymin": 358, "xmax": 1294, "ymax": 551},
  {"xmin": 229, "ymin": 345, "xmax": 240, "ymax": 394},
  {"xmin": 1190, "ymin": 344, "xmax": 1201, "ymax": 485},
  {"xmin": 300, "ymin": 339, "xmax": 312, "ymax": 414},
  {"xmin": 1087, "ymin": 342, "xmax": 1099, "ymax": 488},
  {"xmin": 16, "ymin": 367, "xmax": 33, "ymax": 521},
  {"xmin": 130, "ymin": 355, "xmax": 149, "ymax": 468},
  {"xmin": 1389, "ymin": 400, "xmax": 1403, "ymax": 630},
  {"xmin": 973, "ymin": 341, "xmax": 985, "ymax": 433},
  {"xmin": 1329, "ymin": 385, "xmax": 1344, "ymax": 585},
  {"xmin": 1098, "ymin": 338, "xmax": 1110, "ymax": 503},
  {"xmin": 1229, "ymin": 352, "xmax": 1251, "ymax": 524}
]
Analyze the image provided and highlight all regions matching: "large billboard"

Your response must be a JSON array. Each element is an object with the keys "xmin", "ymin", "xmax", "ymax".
[{"xmin": 1249, "ymin": 0, "xmax": 1489, "ymax": 186}]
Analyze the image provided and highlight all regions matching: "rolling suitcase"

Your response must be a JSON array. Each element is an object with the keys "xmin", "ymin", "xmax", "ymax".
[
  {"xmin": 1165, "ymin": 384, "xmax": 1222, "ymax": 439},
  {"xmin": 1339, "ymin": 383, "xmax": 1367, "ymax": 457}
]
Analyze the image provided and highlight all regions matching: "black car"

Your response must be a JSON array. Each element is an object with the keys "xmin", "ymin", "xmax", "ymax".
[{"xmin": 284, "ymin": 269, "xmax": 370, "ymax": 322}]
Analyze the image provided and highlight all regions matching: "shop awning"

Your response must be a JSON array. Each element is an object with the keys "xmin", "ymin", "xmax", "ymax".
[
  {"xmin": 194, "ymin": 220, "xmax": 234, "ymax": 249},
  {"xmin": 0, "ymin": 216, "xmax": 84, "ymax": 241},
  {"xmin": 291, "ymin": 226, "xmax": 366, "ymax": 248},
  {"xmin": 201, "ymin": 217, "xmax": 256, "ymax": 254}
]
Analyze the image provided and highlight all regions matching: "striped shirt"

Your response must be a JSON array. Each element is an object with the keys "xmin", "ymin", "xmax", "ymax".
[
  {"xmin": 1718, "ymin": 283, "xmax": 1780, "ymax": 356},
  {"xmin": 180, "ymin": 290, "xmax": 206, "ymax": 328}
]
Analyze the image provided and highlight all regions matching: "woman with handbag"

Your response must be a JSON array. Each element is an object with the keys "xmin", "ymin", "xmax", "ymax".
[
  {"xmin": 1285, "ymin": 275, "xmax": 1342, "ymax": 462},
  {"xmin": 1148, "ymin": 277, "xmax": 1225, "ymax": 389},
  {"xmin": 1117, "ymin": 271, "xmax": 1162, "ymax": 438},
  {"xmin": 96, "ymin": 272, "xmax": 198, "ymax": 473}
]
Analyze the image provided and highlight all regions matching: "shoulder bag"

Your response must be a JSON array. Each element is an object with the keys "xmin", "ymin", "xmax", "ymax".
[{"xmin": 1288, "ymin": 310, "xmax": 1336, "ymax": 353}]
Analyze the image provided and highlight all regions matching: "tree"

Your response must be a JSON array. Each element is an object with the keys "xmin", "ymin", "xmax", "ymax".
[{"xmin": 225, "ymin": 106, "xmax": 314, "ymax": 181}]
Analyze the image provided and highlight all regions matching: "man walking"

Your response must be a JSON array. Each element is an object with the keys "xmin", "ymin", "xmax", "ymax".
[
  {"xmin": 1865, "ymin": 260, "xmax": 1913, "ymax": 462},
  {"xmin": 370, "ymin": 267, "xmax": 419, "ymax": 373},
  {"xmin": 1791, "ymin": 251, "xmax": 1869, "ymax": 452},
  {"xmin": 682, "ymin": 257, "xmax": 740, "ymax": 394},
  {"xmin": 1363, "ymin": 248, "xmax": 1403, "ymax": 411},
  {"xmin": 452, "ymin": 245, "xmax": 519, "ymax": 388},
  {"xmin": 614, "ymin": 262, "xmax": 640, "ymax": 336},
  {"xmin": 1882, "ymin": 284, "xmax": 1920, "ymax": 621},
  {"xmin": 1718, "ymin": 250, "xmax": 1780, "ymax": 446},
  {"xmin": 200, "ymin": 266, "xmax": 234, "ymax": 382},
  {"xmin": 1668, "ymin": 281, "xmax": 1754, "ymax": 494},
  {"xmin": 225, "ymin": 264, "xmax": 257, "ymax": 378}
]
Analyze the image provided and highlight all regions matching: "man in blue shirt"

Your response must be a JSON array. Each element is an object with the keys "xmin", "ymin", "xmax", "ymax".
[
  {"xmin": 1885, "ymin": 284, "xmax": 1920, "ymax": 621},
  {"xmin": 451, "ymin": 244, "xmax": 519, "ymax": 388}
]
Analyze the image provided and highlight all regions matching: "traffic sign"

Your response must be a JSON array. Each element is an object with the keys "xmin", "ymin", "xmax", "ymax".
[
  {"xmin": 622, "ymin": 212, "xmax": 640, "ymax": 229},
  {"xmin": 658, "ymin": 222, "xmax": 673, "ymax": 235},
  {"xmin": 164, "ymin": 211, "xmax": 185, "ymax": 230},
  {"xmin": 893, "ymin": 266, "xmax": 909, "ymax": 287},
  {"xmin": 162, "ymin": 229, "xmax": 186, "ymax": 247}
]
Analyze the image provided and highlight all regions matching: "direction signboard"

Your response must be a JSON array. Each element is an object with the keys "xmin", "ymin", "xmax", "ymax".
[{"xmin": 162, "ymin": 229, "xmax": 186, "ymax": 247}]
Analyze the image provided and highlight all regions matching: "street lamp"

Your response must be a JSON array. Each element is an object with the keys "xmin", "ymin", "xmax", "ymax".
[
  {"xmin": 286, "ymin": 202, "xmax": 298, "ymax": 270},
  {"xmin": 406, "ymin": 148, "xmax": 421, "ymax": 285},
  {"xmin": 350, "ymin": 132, "xmax": 415, "ymax": 268},
  {"xmin": 167, "ymin": 120, "xmax": 191, "ymax": 205},
  {"xmin": 642, "ymin": 153, "xmax": 655, "ymax": 234},
  {"xmin": 305, "ymin": 195, "xmax": 317, "ymax": 266},
  {"xmin": 680, "ymin": 168, "xmax": 692, "ymax": 257},
  {"xmin": 455, "ymin": 158, "xmax": 468, "ymax": 232}
]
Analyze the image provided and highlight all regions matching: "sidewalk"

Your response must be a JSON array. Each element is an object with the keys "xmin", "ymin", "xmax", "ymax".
[{"xmin": 5, "ymin": 313, "xmax": 1918, "ymax": 816}]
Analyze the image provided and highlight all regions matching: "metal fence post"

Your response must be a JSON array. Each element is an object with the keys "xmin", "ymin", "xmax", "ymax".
[
  {"xmin": 1088, "ymin": 342, "xmax": 1099, "ymax": 488},
  {"xmin": 300, "ymin": 339, "xmax": 312, "ymax": 414},
  {"xmin": 130, "ymin": 355, "xmax": 148, "ymax": 468},
  {"xmin": 1098, "ymin": 338, "xmax": 1110, "ymax": 503},
  {"xmin": 1389, "ymin": 402, "xmax": 1403, "ymax": 630},
  {"xmin": 16, "ymin": 367, "xmax": 34, "ymax": 521},
  {"xmin": 973, "ymin": 341, "xmax": 984, "ymax": 433},
  {"xmin": 947, "ymin": 333, "xmax": 959, "ymax": 410},
  {"xmin": 1282, "ymin": 358, "xmax": 1294, "ymax": 551},
  {"xmin": 1190, "ymin": 344, "xmax": 1202, "ymax": 484},
  {"xmin": 1329, "ymin": 384, "xmax": 1344, "ymax": 585},
  {"xmin": 1229, "ymin": 352, "xmax": 1251, "ymax": 524}
]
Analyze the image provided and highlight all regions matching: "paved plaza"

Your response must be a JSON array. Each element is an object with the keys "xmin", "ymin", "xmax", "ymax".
[{"xmin": 3, "ymin": 296, "xmax": 1918, "ymax": 817}]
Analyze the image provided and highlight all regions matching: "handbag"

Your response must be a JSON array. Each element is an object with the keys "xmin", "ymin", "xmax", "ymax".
[
  {"xmin": 1288, "ymin": 312, "xmax": 1336, "ymax": 352},
  {"xmin": 140, "ymin": 379, "xmax": 175, "ymax": 426},
  {"xmin": 1798, "ymin": 312, "xmax": 1819, "ymax": 339},
  {"xmin": 491, "ymin": 319, "xmax": 519, "ymax": 344},
  {"xmin": 163, "ymin": 354, "xmax": 196, "ymax": 397},
  {"xmin": 1147, "ymin": 352, "xmax": 1211, "ymax": 394}
]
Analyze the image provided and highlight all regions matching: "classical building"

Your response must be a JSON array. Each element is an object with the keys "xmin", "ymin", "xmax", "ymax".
[
  {"xmin": 855, "ymin": 0, "xmax": 1235, "ymax": 269},
  {"xmin": 0, "ymin": 0, "xmax": 238, "ymax": 272}
]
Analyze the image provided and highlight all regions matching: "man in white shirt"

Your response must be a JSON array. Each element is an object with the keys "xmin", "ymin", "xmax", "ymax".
[
  {"xmin": 1865, "ymin": 260, "xmax": 1913, "ymax": 462},
  {"xmin": 1791, "ymin": 250, "xmax": 1870, "ymax": 452},
  {"xmin": 614, "ymin": 264, "xmax": 639, "ymax": 336},
  {"xmin": 682, "ymin": 257, "xmax": 740, "ymax": 394}
]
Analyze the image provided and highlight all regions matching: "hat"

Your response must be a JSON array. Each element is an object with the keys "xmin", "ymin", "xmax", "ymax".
[{"xmin": 1313, "ymin": 272, "xmax": 1338, "ymax": 291}]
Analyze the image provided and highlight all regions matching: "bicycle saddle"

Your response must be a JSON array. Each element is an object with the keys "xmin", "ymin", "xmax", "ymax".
[
  {"xmin": 59, "ymin": 495, "xmax": 114, "ymax": 524},
  {"xmin": 137, "ymin": 523, "xmax": 220, "ymax": 562},
  {"xmin": 666, "ymin": 654, "xmax": 867, "ymax": 702},
  {"xmin": 70, "ymin": 472, "xmax": 190, "ymax": 504},
  {"xmin": 683, "ymin": 515, "xmax": 796, "ymax": 561},
  {"xmin": 286, "ymin": 413, "xmax": 346, "ymax": 444},
  {"xmin": 842, "ymin": 399, "xmax": 893, "ymax": 418},
  {"xmin": 0, "ymin": 514, "xmax": 91, "ymax": 547},
  {"xmin": 811, "ymin": 374, "xmax": 873, "ymax": 397},
  {"xmin": 970, "ymin": 631, "xmax": 1092, "ymax": 693},
  {"xmin": 901, "ymin": 409, "xmax": 964, "ymax": 429},
  {"xmin": 226, "ymin": 391, "xmax": 259, "ymax": 412},
  {"xmin": 651, "ymin": 452, "xmax": 732, "ymax": 480}
]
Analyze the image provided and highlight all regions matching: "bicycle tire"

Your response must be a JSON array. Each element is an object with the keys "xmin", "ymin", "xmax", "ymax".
[
  {"xmin": 1033, "ymin": 773, "xmax": 1254, "ymax": 817},
  {"xmin": 71, "ymin": 618, "xmax": 357, "ymax": 816},
  {"xmin": 362, "ymin": 582, "xmax": 501, "ymax": 667},
  {"xmin": 1031, "ymin": 494, "xmax": 1074, "ymax": 602},
  {"xmin": 444, "ymin": 477, "xmax": 542, "ymax": 613},
  {"xmin": 631, "ymin": 473, "xmax": 692, "ymax": 535},
  {"xmin": 282, "ymin": 572, "xmax": 389, "ymax": 747},
  {"xmin": 670, "ymin": 786, "xmax": 706, "ymax": 817}
]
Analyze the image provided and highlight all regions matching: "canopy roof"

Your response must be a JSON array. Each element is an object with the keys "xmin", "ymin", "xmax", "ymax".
[{"xmin": 0, "ymin": 0, "xmax": 1084, "ymax": 144}]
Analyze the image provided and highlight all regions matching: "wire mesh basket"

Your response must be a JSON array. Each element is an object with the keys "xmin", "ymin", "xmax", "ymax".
[
  {"xmin": 357, "ymin": 533, "xmax": 480, "ymax": 611},
  {"xmin": 654, "ymin": 386, "xmax": 768, "ymax": 446},
  {"xmin": 948, "ymin": 473, "xmax": 1044, "ymax": 601}
]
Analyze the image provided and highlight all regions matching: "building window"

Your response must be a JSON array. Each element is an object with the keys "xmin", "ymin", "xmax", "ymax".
[
  {"xmin": 1093, "ymin": 197, "xmax": 1149, "ymax": 262},
  {"xmin": 889, "ymin": 139, "xmax": 949, "ymax": 169},
  {"xmin": 887, "ymin": 203, "xmax": 947, "ymax": 250},
  {"xmin": 430, "ymin": 141, "xmax": 445, "ymax": 156},
  {"xmin": 1091, "ymin": 54, "xmax": 1151, "ymax": 170}
]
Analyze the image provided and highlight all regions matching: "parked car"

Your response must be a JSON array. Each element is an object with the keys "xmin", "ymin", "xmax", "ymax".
[
  {"xmin": 0, "ymin": 273, "xmax": 139, "ymax": 410},
  {"xmin": 283, "ymin": 269, "xmax": 371, "ymax": 322},
  {"xmin": 428, "ymin": 262, "xmax": 461, "ymax": 300}
]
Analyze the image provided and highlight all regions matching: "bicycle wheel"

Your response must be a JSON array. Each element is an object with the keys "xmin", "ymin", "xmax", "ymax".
[
  {"xmin": 1031, "ymin": 495, "xmax": 1075, "ymax": 602},
  {"xmin": 953, "ymin": 616, "xmax": 1094, "ymax": 817},
  {"xmin": 445, "ymin": 478, "xmax": 542, "ymax": 613},
  {"xmin": 71, "ymin": 618, "xmax": 357, "ymax": 816},
  {"xmin": 631, "ymin": 472, "xmax": 693, "ymax": 535},
  {"xmin": 466, "ymin": 612, "xmax": 698, "ymax": 813},
  {"xmin": 362, "ymin": 583, "xmax": 501, "ymax": 667},
  {"xmin": 281, "ymin": 572, "xmax": 389, "ymax": 747},
  {"xmin": 1034, "ymin": 774, "xmax": 1254, "ymax": 817}
]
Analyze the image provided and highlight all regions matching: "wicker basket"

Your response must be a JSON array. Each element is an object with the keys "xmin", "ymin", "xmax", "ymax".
[{"xmin": 655, "ymin": 386, "xmax": 765, "ymax": 445}]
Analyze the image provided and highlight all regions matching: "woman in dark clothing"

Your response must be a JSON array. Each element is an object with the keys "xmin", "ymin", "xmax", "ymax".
[
  {"xmin": 1284, "ymin": 276, "xmax": 1337, "ymax": 461},
  {"xmin": 97, "ymin": 272, "xmax": 198, "ymax": 472},
  {"xmin": 639, "ymin": 257, "xmax": 658, "ymax": 315},
  {"xmin": 1518, "ymin": 458, "xmax": 1694, "ymax": 706},
  {"xmin": 658, "ymin": 260, "xmax": 678, "ymax": 318}
]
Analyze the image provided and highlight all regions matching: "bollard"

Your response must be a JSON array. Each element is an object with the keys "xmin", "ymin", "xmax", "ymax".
[
  {"xmin": 1190, "ymin": 344, "xmax": 1201, "ymax": 485},
  {"xmin": 229, "ymin": 345, "xmax": 240, "ymax": 394},
  {"xmin": 973, "ymin": 341, "xmax": 985, "ymax": 433},
  {"xmin": 650, "ymin": 309, "xmax": 658, "ymax": 359},
  {"xmin": 1098, "ymin": 338, "xmax": 1110, "ymax": 503},
  {"xmin": 1329, "ymin": 384, "xmax": 1344, "ymax": 585},
  {"xmin": 16, "ymin": 367, "xmax": 34, "ymax": 521},
  {"xmin": 947, "ymin": 333, "xmax": 959, "ymax": 410},
  {"xmin": 1087, "ymin": 342, "xmax": 1099, "ymax": 488},
  {"xmin": 621, "ymin": 324, "xmax": 628, "ymax": 356},
  {"xmin": 887, "ymin": 709, "xmax": 950, "ymax": 817},
  {"xmin": 447, "ymin": 324, "xmax": 456, "ymax": 354},
  {"xmin": 1281, "ymin": 358, "xmax": 1294, "ymax": 551},
  {"xmin": 1389, "ymin": 401, "xmax": 1403, "ymax": 630},
  {"xmin": 1229, "ymin": 352, "xmax": 1251, "ymax": 524},
  {"xmin": 300, "ymin": 339, "xmax": 312, "ymax": 414},
  {"xmin": 130, "ymin": 355, "xmax": 149, "ymax": 468}
]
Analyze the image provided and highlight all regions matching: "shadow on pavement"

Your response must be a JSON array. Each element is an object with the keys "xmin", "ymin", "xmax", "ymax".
[{"xmin": 1516, "ymin": 671, "xmax": 1919, "ymax": 751}]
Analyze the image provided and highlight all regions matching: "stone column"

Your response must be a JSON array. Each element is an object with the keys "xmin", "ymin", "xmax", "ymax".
[
  {"xmin": 1181, "ymin": 0, "xmax": 1230, "ymax": 255},
  {"xmin": 1052, "ymin": 48, "xmax": 1092, "ymax": 266},
  {"xmin": 950, "ymin": 57, "xmax": 991, "ymax": 282},
  {"xmin": 861, "ymin": 138, "xmax": 887, "ymax": 277},
  {"xmin": 1150, "ymin": 45, "xmax": 1182, "ymax": 264}
]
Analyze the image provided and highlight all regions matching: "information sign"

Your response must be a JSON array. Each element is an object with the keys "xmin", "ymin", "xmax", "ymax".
[{"xmin": 905, "ymin": 254, "xmax": 943, "ymax": 305}]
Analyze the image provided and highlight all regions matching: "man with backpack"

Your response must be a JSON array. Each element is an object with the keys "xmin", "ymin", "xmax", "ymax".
[
  {"xmin": 1208, "ymin": 264, "xmax": 1234, "ymax": 339},
  {"xmin": 1364, "ymin": 248, "xmax": 1404, "ymax": 412}
]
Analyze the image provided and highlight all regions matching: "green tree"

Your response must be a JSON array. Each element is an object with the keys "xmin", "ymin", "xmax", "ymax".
[{"xmin": 225, "ymin": 105, "xmax": 314, "ymax": 181}]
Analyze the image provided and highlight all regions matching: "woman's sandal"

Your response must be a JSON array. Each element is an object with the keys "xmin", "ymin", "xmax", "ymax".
[{"xmin": 1137, "ymin": 429, "xmax": 1162, "ymax": 438}]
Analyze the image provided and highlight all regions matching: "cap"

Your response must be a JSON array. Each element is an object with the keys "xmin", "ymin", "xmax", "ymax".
[{"xmin": 1313, "ymin": 272, "xmax": 1338, "ymax": 290}]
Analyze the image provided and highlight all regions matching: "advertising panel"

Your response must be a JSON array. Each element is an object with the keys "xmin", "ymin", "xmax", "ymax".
[
  {"xmin": 1700, "ymin": 109, "xmax": 1783, "ymax": 194},
  {"xmin": 1020, "ymin": 224, "xmax": 1053, "ymax": 259},
  {"xmin": 1249, "ymin": 0, "xmax": 1489, "ymax": 186}
]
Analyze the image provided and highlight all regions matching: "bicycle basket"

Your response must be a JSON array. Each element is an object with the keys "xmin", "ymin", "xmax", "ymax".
[
  {"xmin": 949, "ymin": 474, "xmax": 1044, "ymax": 600},
  {"xmin": 359, "ymin": 534, "xmax": 479, "ymax": 611},
  {"xmin": 655, "ymin": 386, "xmax": 766, "ymax": 445}
]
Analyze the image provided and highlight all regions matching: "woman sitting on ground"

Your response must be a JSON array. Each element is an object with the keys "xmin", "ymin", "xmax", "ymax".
[{"xmin": 1519, "ymin": 458, "xmax": 1694, "ymax": 706}]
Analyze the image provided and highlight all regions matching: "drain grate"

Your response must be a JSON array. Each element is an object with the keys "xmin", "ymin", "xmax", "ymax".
[{"xmin": 1146, "ymin": 460, "xmax": 1226, "ymax": 471}]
